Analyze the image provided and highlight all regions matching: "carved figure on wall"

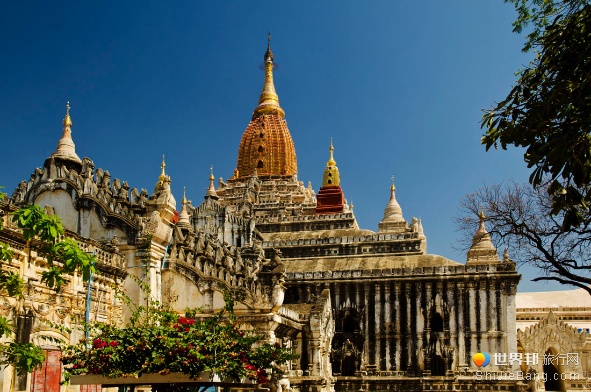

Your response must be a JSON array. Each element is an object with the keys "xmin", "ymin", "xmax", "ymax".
[
  {"xmin": 233, "ymin": 246, "xmax": 243, "ymax": 274},
  {"xmin": 112, "ymin": 178, "xmax": 121, "ymax": 198},
  {"xmin": 120, "ymin": 181, "xmax": 129, "ymax": 201},
  {"xmin": 130, "ymin": 188, "xmax": 140, "ymax": 204},
  {"xmin": 223, "ymin": 245, "xmax": 234, "ymax": 273},
  {"xmin": 139, "ymin": 189, "xmax": 149, "ymax": 207},
  {"xmin": 204, "ymin": 239, "xmax": 214, "ymax": 260},
  {"xmin": 214, "ymin": 242, "xmax": 224, "ymax": 267},
  {"xmin": 195, "ymin": 230, "xmax": 205, "ymax": 255},
  {"xmin": 411, "ymin": 217, "xmax": 419, "ymax": 232},
  {"xmin": 11, "ymin": 181, "xmax": 27, "ymax": 203},
  {"xmin": 81, "ymin": 157, "xmax": 94, "ymax": 180},
  {"xmin": 186, "ymin": 231, "xmax": 195, "ymax": 249}
]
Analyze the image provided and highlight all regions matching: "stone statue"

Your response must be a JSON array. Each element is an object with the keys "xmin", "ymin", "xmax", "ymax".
[
  {"xmin": 195, "ymin": 230, "xmax": 205, "ymax": 255},
  {"xmin": 11, "ymin": 181, "xmax": 27, "ymax": 203}
]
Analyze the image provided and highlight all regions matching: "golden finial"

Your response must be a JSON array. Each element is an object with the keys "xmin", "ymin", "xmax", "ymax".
[
  {"xmin": 63, "ymin": 101, "xmax": 73, "ymax": 127},
  {"xmin": 350, "ymin": 199, "xmax": 354, "ymax": 210},
  {"xmin": 51, "ymin": 100, "xmax": 81, "ymax": 163},
  {"xmin": 478, "ymin": 207, "xmax": 486, "ymax": 221},
  {"xmin": 322, "ymin": 139, "xmax": 340, "ymax": 186},
  {"xmin": 159, "ymin": 155, "xmax": 167, "ymax": 182},
  {"xmin": 265, "ymin": 32, "xmax": 273, "ymax": 62},
  {"xmin": 182, "ymin": 186, "xmax": 187, "ymax": 204},
  {"xmin": 209, "ymin": 165, "xmax": 214, "ymax": 180},
  {"xmin": 253, "ymin": 34, "xmax": 284, "ymax": 118},
  {"xmin": 327, "ymin": 137, "xmax": 336, "ymax": 166},
  {"xmin": 391, "ymin": 175, "xmax": 396, "ymax": 191}
]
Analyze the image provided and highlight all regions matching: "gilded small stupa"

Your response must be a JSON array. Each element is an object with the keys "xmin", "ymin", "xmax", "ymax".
[
  {"xmin": 51, "ymin": 102, "xmax": 81, "ymax": 164},
  {"xmin": 235, "ymin": 34, "xmax": 297, "ymax": 178},
  {"xmin": 315, "ymin": 139, "xmax": 345, "ymax": 214}
]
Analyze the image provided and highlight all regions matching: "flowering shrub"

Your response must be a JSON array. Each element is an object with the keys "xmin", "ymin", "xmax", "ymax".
[{"xmin": 61, "ymin": 292, "xmax": 296, "ymax": 385}]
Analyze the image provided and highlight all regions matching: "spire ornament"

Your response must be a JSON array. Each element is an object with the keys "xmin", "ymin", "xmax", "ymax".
[
  {"xmin": 467, "ymin": 209, "xmax": 500, "ymax": 263},
  {"xmin": 159, "ymin": 155, "xmax": 167, "ymax": 182},
  {"xmin": 51, "ymin": 101, "xmax": 81, "ymax": 164},
  {"xmin": 253, "ymin": 33, "xmax": 285, "ymax": 118},
  {"xmin": 177, "ymin": 186, "xmax": 191, "ymax": 228},
  {"xmin": 322, "ymin": 139, "xmax": 340, "ymax": 186},
  {"xmin": 378, "ymin": 177, "xmax": 407, "ymax": 232},
  {"xmin": 206, "ymin": 165, "xmax": 218, "ymax": 198}
]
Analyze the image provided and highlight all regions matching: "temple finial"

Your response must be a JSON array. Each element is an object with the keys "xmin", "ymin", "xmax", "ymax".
[
  {"xmin": 51, "ymin": 101, "xmax": 81, "ymax": 163},
  {"xmin": 182, "ymin": 186, "xmax": 187, "ymax": 204},
  {"xmin": 391, "ymin": 175, "xmax": 395, "ymax": 191},
  {"xmin": 253, "ymin": 34, "xmax": 284, "ymax": 118},
  {"xmin": 322, "ymin": 139, "xmax": 340, "ymax": 186},
  {"xmin": 206, "ymin": 165, "xmax": 218, "ymax": 198},
  {"xmin": 63, "ymin": 101, "xmax": 72, "ymax": 127},
  {"xmin": 159, "ymin": 154, "xmax": 167, "ymax": 182}
]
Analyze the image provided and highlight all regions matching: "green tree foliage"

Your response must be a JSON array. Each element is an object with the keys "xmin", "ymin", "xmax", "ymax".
[
  {"xmin": 481, "ymin": 0, "xmax": 591, "ymax": 229},
  {"xmin": 62, "ymin": 282, "xmax": 297, "ymax": 387},
  {"xmin": 0, "ymin": 193, "xmax": 97, "ymax": 374}
]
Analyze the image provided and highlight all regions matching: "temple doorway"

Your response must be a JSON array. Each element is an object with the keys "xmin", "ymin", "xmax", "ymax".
[{"xmin": 543, "ymin": 348, "xmax": 564, "ymax": 392}]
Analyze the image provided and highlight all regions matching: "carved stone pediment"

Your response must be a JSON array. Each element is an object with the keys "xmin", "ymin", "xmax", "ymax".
[{"xmin": 518, "ymin": 311, "xmax": 587, "ymax": 353}]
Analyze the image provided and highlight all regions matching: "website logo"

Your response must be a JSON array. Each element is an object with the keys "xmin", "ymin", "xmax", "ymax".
[{"xmin": 473, "ymin": 352, "xmax": 491, "ymax": 367}]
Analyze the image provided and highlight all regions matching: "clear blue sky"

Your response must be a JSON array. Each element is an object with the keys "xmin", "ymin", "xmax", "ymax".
[{"xmin": 0, "ymin": 1, "xmax": 563, "ymax": 292}]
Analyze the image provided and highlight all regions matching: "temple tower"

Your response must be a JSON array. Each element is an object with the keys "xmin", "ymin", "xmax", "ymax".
[{"xmin": 235, "ymin": 34, "xmax": 297, "ymax": 178}]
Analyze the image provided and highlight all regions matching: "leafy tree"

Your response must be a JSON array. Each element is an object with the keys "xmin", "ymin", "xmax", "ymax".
[
  {"xmin": 0, "ymin": 190, "xmax": 96, "ymax": 374},
  {"xmin": 61, "ymin": 281, "xmax": 296, "ymax": 388},
  {"xmin": 456, "ymin": 181, "xmax": 591, "ymax": 294},
  {"xmin": 481, "ymin": 0, "xmax": 591, "ymax": 229}
]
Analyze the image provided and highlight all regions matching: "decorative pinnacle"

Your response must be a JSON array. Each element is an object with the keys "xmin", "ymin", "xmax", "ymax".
[
  {"xmin": 322, "ymin": 138, "xmax": 340, "ymax": 186},
  {"xmin": 63, "ymin": 101, "xmax": 72, "ymax": 127},
  {"xmin": 391, "ymin": 175, "xmax": 396, "ymax": 191},
  {"xmin": 265, "ymin": 32, "xmax": 274, "ymax": 62},
  {"xmin": 328, "ymin": 138, "xmax": 336, "ymax": 165},
  {"xmin": 206, "ymin": 165, "xmax": 218, "ymax": 198},
  {"xmin": 51, "ymin": 101, "xmax": 81, "ymax": 163},
  {"xmin": 159, "ymin": 155, "xmax": 167, "ymax": 182},
  {"xmin": 182, "ymin": 186, "xmax": 187, "ymax": 204},
  {"xmin": 478, "ymin": 207, "xmax": 486, "ymax": 220},
  {"xmin": 253, "ymin": 34, "xmax": 284, "ymax": 118}
]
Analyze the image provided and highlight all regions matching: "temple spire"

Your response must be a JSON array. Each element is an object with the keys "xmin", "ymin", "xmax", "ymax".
[
  {"xmin": 253, "ymin": 34, "xmax": 285, "ymax": 118},
  {"xmin": 467, "ymin": 209, "xmax": 500, "ymax": 263},
  {"xmin": 206, "ymin": 165, "xmax": 218, "ymax": 198},
  {"xmin": 378, "ymin": 177, "xmax": 407, "ymax": 232},
  {"xmin": 322, "ymin": 138, "xmax": 340, "ymax": 186},
  {"xmin": 51, "ymin": 101, "xmax": 81, "ymax": 163},
  {"xmin": 159, "ymin": 155, "xmax": 167, "ymax": 182},
  {"xmin": 177, "ymin": 186, "xmax": 191, "ymax": 228}
]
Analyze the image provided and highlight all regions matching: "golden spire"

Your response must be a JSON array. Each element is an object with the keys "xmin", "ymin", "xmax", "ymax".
[
  {"xmin": 182, "ymin": 186, "xmax": 187, "ymax": 204},
  {"xmin": 322, "ymin": 139, "xmax": 340, "ymax": 186},
  {"xmin": 51, "ymin": 101, "xmax": 81, "ymax": 163},
  {"xmin": 252, "ymin": 33, "xmax": 285, "ymax": 119},
  {"xmin": 63, "ymin": 101, "xmax": 72, "ymax": 127},
  {"xmin": 391, "ymin": 175, "xmax": 396, "ymax": 191},
  {"xmin": 159, "ymin": 155, "xmax": 167, "ymax": 182}
]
